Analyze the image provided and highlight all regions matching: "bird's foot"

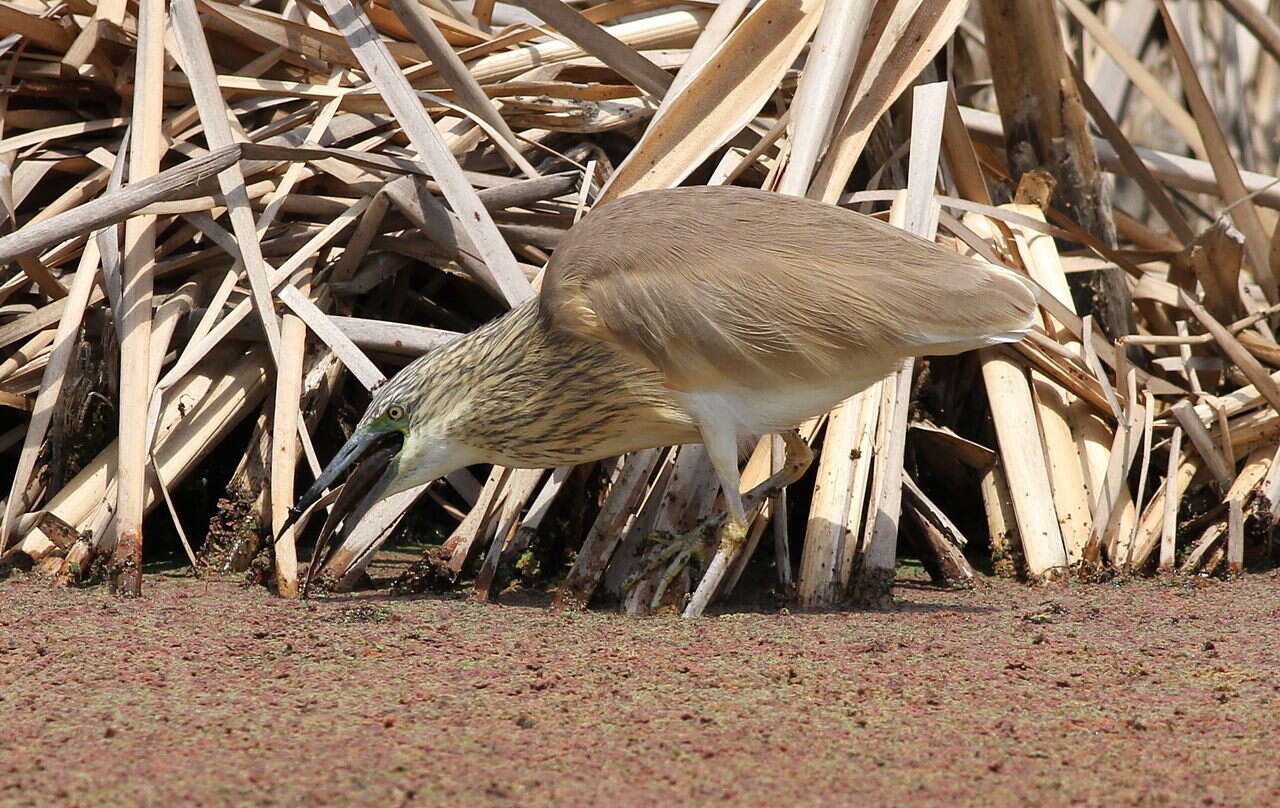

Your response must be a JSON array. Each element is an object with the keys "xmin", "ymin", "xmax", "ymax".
[
  {"xmin": 682, "ymin": 519, "xmax": 748, "ymax": 618},
  {"xmin": 624, "ymin": 516, "xmax": 752, "ymax": 615},
  {"xmin": 624, "ymin": 519, "xmax": 722, "ymax": 613}
]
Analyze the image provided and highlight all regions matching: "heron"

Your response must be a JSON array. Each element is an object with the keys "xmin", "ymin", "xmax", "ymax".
[{"xmin": 281, "ymin": 185, "xmax": 1037, "ymax": 617}]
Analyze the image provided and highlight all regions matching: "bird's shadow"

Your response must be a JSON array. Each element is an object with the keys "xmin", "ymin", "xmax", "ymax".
[
  {"xmin": 716, "ymin": 597, "xmax": 1000, "ymax": 618},
  {"xmin": 306, "ymin": 583, "xmax": 555, "ymax": 611},
  {"xmin": 306, "ymin": 582, "xmax": 1001, "ymax": 617}
]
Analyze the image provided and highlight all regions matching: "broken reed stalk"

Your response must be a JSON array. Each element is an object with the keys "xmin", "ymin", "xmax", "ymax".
[
  {"xmin": 472, "ymin": 467, "xmax": 548, "ymax": 601},
  {"xmin": 903, "ymin": 473, "xmax": 975, "ymax": 587},
  {"xmin": 1159, "ymin": 427, "xmax": 1185, "ymax": 571},
  {"xmin": 976, "ymin": 0, "xmax": 1132, "ymax": 341},
  {"xmin": 270, "ymin": 275, "xmax": 310, "ymax": 598},
  {"xmin": 112, "ymin": 0, "xmax": 166, "ymax": 597},
  {"xmin": 798, "ymin": 397, "xmax": 863, "ymax": 606},
  {"xmin": 1004, "ymin": 200, "xmax": 1130, "ymax": 564},
  {"xmin": 964, "ymin": 213, "xmax": 1068, "ymax": 578}
]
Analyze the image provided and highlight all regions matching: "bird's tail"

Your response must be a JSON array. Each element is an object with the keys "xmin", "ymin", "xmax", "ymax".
[{"xmin": 912, "ymin": 263, "xmax": 1039, "ymax": 356}]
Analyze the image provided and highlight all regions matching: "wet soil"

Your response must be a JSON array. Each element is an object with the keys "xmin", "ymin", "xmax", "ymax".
[{"xmin": 3, "ymin": 571, "xmax": 1279, "ymax": 807}]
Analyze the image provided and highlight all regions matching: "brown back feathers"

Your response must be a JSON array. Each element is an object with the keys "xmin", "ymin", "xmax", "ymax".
[{"xmin": 540, "ymin": 186, "xmax": 1037, "ymax": 392}]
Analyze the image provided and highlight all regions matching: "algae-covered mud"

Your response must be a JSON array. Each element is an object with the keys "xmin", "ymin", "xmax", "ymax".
[{"xmin": 3, "ymin": 571, "xmax": 1278, "ymax": 807}]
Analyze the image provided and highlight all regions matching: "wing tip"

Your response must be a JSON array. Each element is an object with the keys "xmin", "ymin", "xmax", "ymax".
[
  {"xmin": 989, "ymin": 264, "xmax": 1040, "ymax": 335},
  {"xmin": 907, "ymin": 265, "xmax": 1039, "ymax": 354}
]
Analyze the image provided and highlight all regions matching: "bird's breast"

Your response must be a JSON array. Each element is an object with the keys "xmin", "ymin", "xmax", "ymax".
[
  {"xmin": 676, "ymin": 360, "xmax": 896, "ymax": 436},
  {"xmin": 466, "ymin": 403, "xmax": 699, "ymax": 468}
]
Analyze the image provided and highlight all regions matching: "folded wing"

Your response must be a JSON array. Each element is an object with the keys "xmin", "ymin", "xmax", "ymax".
[{"xmin": 539, "ymin": 186, "xmax": 1037, "ymax": 392}]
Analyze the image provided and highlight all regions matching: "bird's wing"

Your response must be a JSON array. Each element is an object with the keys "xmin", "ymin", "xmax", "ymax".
[{"xmin": 539, "ymin": 186, "xmax": 1037, "ymax": 392}]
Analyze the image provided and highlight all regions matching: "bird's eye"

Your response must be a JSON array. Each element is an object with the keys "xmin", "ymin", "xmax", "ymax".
[{"xmin": 386, "ymin": 404, "xmax": 405, "ymax": 421}]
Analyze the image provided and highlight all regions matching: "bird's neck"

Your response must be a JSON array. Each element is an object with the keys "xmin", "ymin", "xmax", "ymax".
[{"xmin": 418, "ymin": 299, "xmax": 689, "ymax": 466}]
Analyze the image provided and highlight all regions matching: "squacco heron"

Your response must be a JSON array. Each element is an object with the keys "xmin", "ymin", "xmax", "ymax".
[{"xmin": 283, "ymin": 185, "xmax": 1037, "ymax": 616}]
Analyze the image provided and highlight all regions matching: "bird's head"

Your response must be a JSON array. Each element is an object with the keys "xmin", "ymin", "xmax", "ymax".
[{"xmin": 279, "ymin": 355, "xmax": 481, "ymax": 564}]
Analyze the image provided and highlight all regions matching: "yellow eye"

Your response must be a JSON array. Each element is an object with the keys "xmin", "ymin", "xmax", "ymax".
[{"xmin": 386, "ymin": 404, "xmax": 405, "ymax": 421}]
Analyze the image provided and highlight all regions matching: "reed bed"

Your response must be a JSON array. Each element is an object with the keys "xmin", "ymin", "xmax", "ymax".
[{"xmin": 0, "ymin": 0, "xmax": 1277, "ymax": 609}]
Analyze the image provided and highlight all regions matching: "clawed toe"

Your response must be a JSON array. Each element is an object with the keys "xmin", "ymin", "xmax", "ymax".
[{"xmin": 623, "ymin": 523, "xmax": 718, "ymax": 612}]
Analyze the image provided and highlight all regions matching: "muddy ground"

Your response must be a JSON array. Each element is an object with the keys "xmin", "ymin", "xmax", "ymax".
[{"xmin": 3, "ymin": 568, "xmax": 1279, "ymax": 808}]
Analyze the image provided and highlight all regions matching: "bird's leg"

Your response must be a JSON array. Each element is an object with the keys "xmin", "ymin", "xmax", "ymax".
[
  {"xmin": 739, "ymin": 429, "xmax": 814, "ymax": 515},
  {"xmin": 683, "ymin": 429, "xmax": 813, "ymax": 618}
]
